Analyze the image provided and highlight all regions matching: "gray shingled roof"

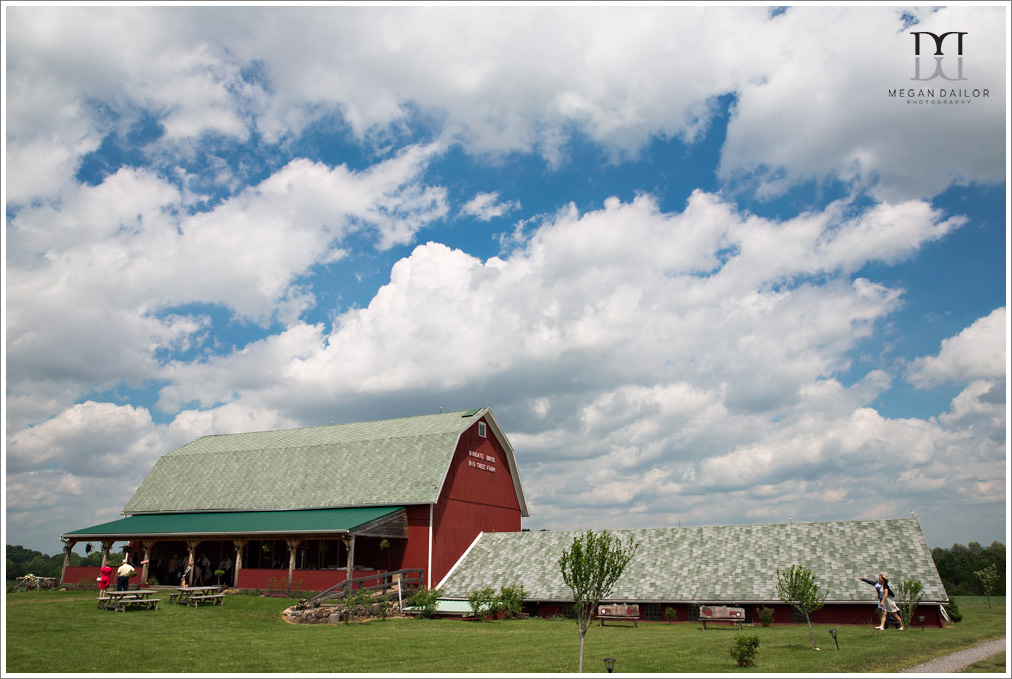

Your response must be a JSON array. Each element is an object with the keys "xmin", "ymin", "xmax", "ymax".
[
  {"xmin": 124, "ymin": 409, "xmax": 512, "ymax": 513},
  {"xmin": 437, "ymin": 519, "xmax": 947, "ymax": 604}
]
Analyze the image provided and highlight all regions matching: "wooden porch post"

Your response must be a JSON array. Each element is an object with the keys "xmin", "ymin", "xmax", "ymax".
[
  {"xmin": 345, "ymin": 535, "xmax": 356, "ymax": 584},
  {"xmin": 100, "ymin": 540, "xmax": 115, "ymax": 571},
  {"xmin": 140, "ymin": 541, "xmax": 155, "ymax": 585},
  {"xmin": 232, "ymin": 540, "xmax": 246, "ymax": 589},
  {"xmin": 185, "ymin": 540, "xmax": 200, "ymax": 586},
  {"xmin": 60, "ymin": 539, "xmax": 76, "ymax": 585},
  {"xmin": 286, "ymin": 539, "xmax": 301, "ymax": 593}
]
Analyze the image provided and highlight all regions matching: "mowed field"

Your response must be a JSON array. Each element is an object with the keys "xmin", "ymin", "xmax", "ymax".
[{"xmin": 4, "ymin": 591, "xmax": 1006, "ymax": 674}]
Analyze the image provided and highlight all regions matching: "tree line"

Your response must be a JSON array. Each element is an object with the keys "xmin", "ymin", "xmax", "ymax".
[
  {"xmin": 6, "ymin": 544, "xmax": 107, "ymax": 580},
  {"xmin": 930, "ymin": 541, "xmax": 1006, "ymax": 596}
]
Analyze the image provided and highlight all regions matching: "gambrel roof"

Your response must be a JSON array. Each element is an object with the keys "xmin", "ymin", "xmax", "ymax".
[
  {"xmin": 122, "ymin": 408, "xmax": 528, "ymax": 516},
  {"xmin": 437, "ymin": 518, "xmax": 947, "ymax": 604}
]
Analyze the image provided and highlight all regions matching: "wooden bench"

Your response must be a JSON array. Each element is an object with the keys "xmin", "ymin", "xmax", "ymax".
[
  {"xmin": 698, "ymin": 605, "xmax": 745, "ymax": 629},
  {"xmin": 597, "ymin": 603, "xmax": 639, "ymax": 627},
  {"xmin": 115, "ymin": 597, "xmax": 160, "ymax": 612},
  {"xmin": 186, "ymin": 594, "xmax": 225, "ymax": 607}
]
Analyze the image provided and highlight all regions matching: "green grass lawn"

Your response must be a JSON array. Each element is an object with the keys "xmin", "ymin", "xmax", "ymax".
[{"xmin": 4, "ymin": 591, "xmax": 1005, "ymax": 674}]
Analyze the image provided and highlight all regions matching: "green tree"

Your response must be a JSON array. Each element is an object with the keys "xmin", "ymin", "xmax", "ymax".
[
  {"xmin": 932, "ymin": 542, "xmax": 1006, "ymax": 596},
  {"xmin": 894, "ymin": 578, "xmax": 924, "ymax": 627},
  {"xmin": 775, "ymin": 564, "xmax": 828, "ymax": 651},
  {"xmin": 558, "ymin": 530, "xmax": 639, "ymax": 673},
  {"xmin": 5, "ymin": 545, "xmax": 63, "ymax": 579},
  {"xmin": 974, "ymin": 563, "xmax": 1000, "ymax": 608}
]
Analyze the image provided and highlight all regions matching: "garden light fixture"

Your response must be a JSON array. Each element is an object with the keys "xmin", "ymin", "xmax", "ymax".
[
  {"xmin": 828, "ymin": 629, "xmax": 839, "ymax": 650},
  {"xmin": 603, "ymin": 657, "xmax": 617, "ymax": 673}
]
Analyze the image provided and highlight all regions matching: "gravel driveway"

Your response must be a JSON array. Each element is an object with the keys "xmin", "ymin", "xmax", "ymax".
[{"xmin": 900, "ymin": 638, "xmax": 1006, "ymax": 673}]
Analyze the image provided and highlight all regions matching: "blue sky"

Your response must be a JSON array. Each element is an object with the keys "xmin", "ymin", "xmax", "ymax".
[{"xmin": 4, "ymin": 3, "xmax": 1009, "ymax": 556}]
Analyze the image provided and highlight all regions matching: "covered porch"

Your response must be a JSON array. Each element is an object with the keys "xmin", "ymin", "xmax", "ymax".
[{"xmin": 60, "ymin": 506, "xmax": 413, "ymax": 592}]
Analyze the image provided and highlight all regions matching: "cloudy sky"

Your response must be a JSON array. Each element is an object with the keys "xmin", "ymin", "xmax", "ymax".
[{"xmin": 3, "ymin": 4, "xmax": 1008, "ymax": 556}]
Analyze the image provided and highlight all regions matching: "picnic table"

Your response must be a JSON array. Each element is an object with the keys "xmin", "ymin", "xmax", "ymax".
[
  {"xmin": 98, "ymin": 589, "xmax": 160, "ymax": 612},
  {"xmin": 169, "ymin": 585, "xmax": 226, "ymax": 607}
]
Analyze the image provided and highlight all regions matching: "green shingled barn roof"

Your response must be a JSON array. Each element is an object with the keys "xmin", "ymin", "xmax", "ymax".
[
  {"xmin": 437, "ymin": 518, "xmax": 947, "ymax": 604},
  {"xmin": 64, "ymin": 506, "xmax": 402, "ymax": 538},
  {"xmin": 124, "ymin": 409, "xmax": 501, "ymax": 513}
]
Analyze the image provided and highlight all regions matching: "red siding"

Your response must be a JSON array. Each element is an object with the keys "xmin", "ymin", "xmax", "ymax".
[
  {"xmin": 401, "ymin": 505, "xmax": 432, "ymax": 583},
  {"xmin": 62, "ymin": 566, "xmax": 141, "ymax": 588},
  {"xmin": 431, "ymin": 418, "xmax": 523, "ymax": 585}
]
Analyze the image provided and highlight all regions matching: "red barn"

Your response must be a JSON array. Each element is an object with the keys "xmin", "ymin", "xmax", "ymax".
[{"xmin": 61, "ymin": 408, "xmax": 528, "ymax": 591}]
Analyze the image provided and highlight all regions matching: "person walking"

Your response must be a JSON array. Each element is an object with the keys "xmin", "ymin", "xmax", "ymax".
[
  {"xmin": 875, "ymin": 574, "xmax": 904, "ymax": 630},
  {"xmin": 858, "ymin": 574, "xmax": 903, "ymax": 629}
]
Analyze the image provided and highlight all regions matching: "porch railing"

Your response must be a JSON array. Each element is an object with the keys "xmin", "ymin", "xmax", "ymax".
[{"xmin": 298, "ymin": 568, "xmax": 424, "ymax": 608}]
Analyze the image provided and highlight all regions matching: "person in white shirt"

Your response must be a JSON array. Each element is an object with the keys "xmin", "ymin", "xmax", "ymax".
[{"xmin": 116, "ymin": 559, "xmax": 136, "ymax": 591}]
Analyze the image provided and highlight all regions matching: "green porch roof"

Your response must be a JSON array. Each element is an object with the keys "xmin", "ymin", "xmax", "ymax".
[
  {"xmin": 122, "ymin": 408, "xmax": 527, "ymax": 514},
  {"xmin": 62, "ymin": 506, "xmax": 403, "ymax": 539},
  {"xmin": 437, "ymin": 518, "xmax": 948, "ymax": 604}
]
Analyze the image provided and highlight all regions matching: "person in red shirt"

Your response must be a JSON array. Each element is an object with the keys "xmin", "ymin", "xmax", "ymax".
[{"xmin": 98, "ymin": 564, "xmax": 113, "ymax": 597}]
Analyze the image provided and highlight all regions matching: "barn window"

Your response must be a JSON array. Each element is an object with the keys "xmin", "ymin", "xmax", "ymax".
[
  {"xmin": 478, "ymin": 422, "xmax": 487, "ymax": 438},
  {"xmin": 645, "ymin": 604, "xmax": 663, "ymax": 621}
]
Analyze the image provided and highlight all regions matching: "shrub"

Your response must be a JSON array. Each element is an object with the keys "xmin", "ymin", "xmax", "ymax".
[
  {"xmin": 349, "ymin": 588, "xmax": 373, "ymax": 607},
  {"xmin": 345, "ymin": 588, "xmax": 375, "ymax": 620},
  {"xmin": 729, "ymin": 634, "xmax": 760, "ymax": 667},
  {"xmin": 944, "ymin": 599, "xmax": 963, "ymax": 623},
  {"xmin": 406, "ymin": 587, "xmax": 443, "ymax": 618},
  {"xmin": 756, "ymin": 606, "xmax": 774, "ymax": 627},
  {"xmin": 376, "ymin": 598, "xmax": 391, "ymax": 620},
  {"xmin": 895, "ymin": 578, "xmax": 924, "ymax": 628},
  {"xmin": 497, "ymin": 584, "xmax": 529, "ymax": 619},
  {"xmin": 467, "ymin": 587, "xmax": 498, "ymax": 620},
  {"xmin": 663, "ymin": 607, "xmax": 678, "ymax": 623}
]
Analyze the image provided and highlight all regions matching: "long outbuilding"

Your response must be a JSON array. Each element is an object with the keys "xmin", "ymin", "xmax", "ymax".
[{"xmin": 436, "ymin": 518, "xmax": 951, "ymax": 627}]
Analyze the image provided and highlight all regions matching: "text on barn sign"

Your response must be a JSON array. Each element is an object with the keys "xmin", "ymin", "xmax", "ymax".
[{"xmin": 468, "ymin": 450, "xmax": 496, "ymax": 473}]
